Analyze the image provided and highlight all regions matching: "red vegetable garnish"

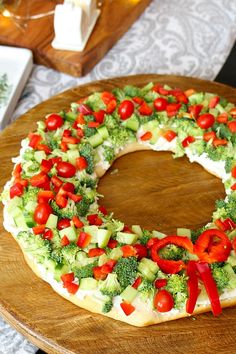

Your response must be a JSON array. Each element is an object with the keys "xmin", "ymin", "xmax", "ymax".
[
  {"xmin": 61, "ymin": 235, "xmax": 70, "ymax": 247},
  {"xmin": 77, "ymin": 231, "xmax": 91, "ymax": 248},
  {"xmin": 209, "ymin": 96, "xmax": 220, "ymax": 109},
  {"xmin": 121, "ymin": 245, "xmax": 136, "ymax": 258},
  {"xmin": 133, "ymin": 244, "xmax": 148, "ymax": 260},
  {"xmin": 118, "ymin": 100, "xmax": 134, "ymax": 120},
  {"xmin": 197, "ymin": 113, "xmax": 215, "ymax": 129},
  {"xmin": 88, "ymin": 248, "xmax": 105, "ymax": 258},
  {"xmin": 120, "ymin": 301, "xmax": 135, "ymax": 316},
  {"xmin": 63, "ymin": 281, "xmax": 79, "ymax": 295},
  {"xmin": 10, "ymin": 183, "xmax": 24, "ymax": 199},
  {"xmin": 56, "ymin": 161, "xmax": 76, "ymax": 178},
  {"xmin": 138, "ymin": 101, "xmax": 152, "ymax": 116},
  {"xmin": 163, "ymin": 130, "xmax": 177, "ymax": 142},
  {"xmin": 203, "ymin": 131, "xmax": 216, "ymax": 142},
  {"xmin": 45, "ymin": 114, "xmax": 64, "ymax": 131},
  {"xmin": 228, "ymin": 120, "xmax": 236, "ymax": 133},
  {"xmin": 78, "ymin": 104, "xmax": 93, "ymax": 115},
  {"xmin": 61, "ymin": 272, "xmax": 75, "ymax": 283},
  {"xmin": 182, "ymin": 136, "xmax": 195, "ymax": 148},
  {"xmin": 154, "ymin": 279, "xmax": 167, "ymax": 289},
  {"xmin": 186, "ymin": 261, "xmax": 199, "ymax": 314},
  {"xmin": 154, "ymin": 289, "xmax": 174, "ymax": 312},
  {"xmin": 94, "ymin": 110, "xmax": 106, "ymax": 124},
  {"xmin": 140, "ymin": 131, "xmax": 152, "ymax": 141},
  {"xmin": 34, "ymin": 202, "xmax": 52, "ymax": 225},
  {"xmin": 57, "ymin": 218, "xmax": 71, "ymax": 230},
  {"xmin": 76, "ymin": 156, "xmax": 88, "ymax": 171},
  {"xmin": 188, "ymin": 104, "xmax": 203, "ymax": 119},
  {"xmin": 72, "ymin": 216, "xmax": 84, "ymax": 229},
  {"xmin": 132, "ymin": 276, "xmax": 142, "ymax": 289},
  {"xmin": 154, "ymin": 97, "xmax": 168, "ymax": 111},
  {"xmin": 87, "ymin": 214, "xmax": 103, "ymax": 226}
]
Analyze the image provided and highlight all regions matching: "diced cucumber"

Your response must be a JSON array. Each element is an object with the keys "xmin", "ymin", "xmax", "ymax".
[
  {"xmin": 54, "ymin": 264, "xmax": 69, "ymax": 282},
  {"xmin": 59, "ymin": 226, "xmax": 77, "ymax": 242},
  {"xmin": 121, "ymin": 285, "xmax": 138, "ymax": 303},
  {"xmin": 67, "ymin": 149, "xmax": 80, "ymax": 165},
  {"xmin": 25, "ymin": 200, "xmax": 37, "ymax": 213},
  {"xmin": 10, "ymin": 206, "xmax": 22, "ymax": 218},
  {"xmin": 83, "ymin": 225, "xmax": 98, "ymax": 243},
  {"xmin": 131, "ymin": 225, "xmax": 143, "ymax": 237},
  {"xmin": 138, "ymin": 262, "xmax": 156, "ymax": 281},
  {"xmin": 97, "ymin": 125, "xmax": 109, "ymax": 139},
  {"xmin": 88, "ymin": 133, "xmax": 103, "ymax": 148},
  {"xmin": 149, "ymin": 129, "xmax": 161, "ymax": 144},
  {"xmin": 24, "ymin": 214, "xmax": 36, "ymax": 228},
  {"xmin": 6, "ymin": 196, "xmax": 22, "ymax": 213},
  {"xmin": 79, "ymin": 277, "xmax": 98, "ymax": 290},
  {"xmin": 209, "ymin": 108, "xmax": 218, "ymax": 117},
  {"xmin": 116, "ymin": 232, "xmax": 138, "ymax": 245},
  {"xmin": 142, "ymin": 120, "xmax": 159, "ymax": 132},
  {"xmin": 188, "ymin": 92, "xmax": 204, "ymax": 105},
  {"xmin": 98, "ymin": 253, "xmax": 109, "ymax": 266},
  {"xmin": 122, "ymin": 115, "xmax": 139, "ymax": 132},
  {"xmin": 227, "ymin": 254, "xmax": 236, "ymax": 267},
  {"xmin": 44, "ymin": 258, "xmax": 57, "ymax": 273},
  {"xmin": 141, "ymin": 258, "xmax": 159, "ymax": 274},
  {"xmin": 65, "ymin": 112, "xmax": 77, "ymax": 122},
  {"xmin": 97, "ymin": 229, "xmax": 112, "ymax": 248},
  {"xmin": 177, "ymin": 228, "xmax": 191, "ymax": 238},
  {"xmin": 109, "ymin": 247, "xmax": 123, "ymax": 260},
  {"xmin": 46, "ymin": 214, "xmax": 58, "ymax": 229},
  {"xmin": 152, "ymin": 230, "xmax": 166, "ymax": 239},
  {"xmin": 223, "ymin": 264, "xmax": 236, "ymax": 288},
  {"xmin": 14, "ymin": 214, "xmax": 28, "ymax": 230},
  {"xmin": 34, "ymin": 150, "xmax": 46, "ymax": 163}
]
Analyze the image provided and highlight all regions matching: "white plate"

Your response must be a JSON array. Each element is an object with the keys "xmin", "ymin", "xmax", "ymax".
[{"xmin": 0, "ymin": 46, "xmax": 33, "ymax": 130}]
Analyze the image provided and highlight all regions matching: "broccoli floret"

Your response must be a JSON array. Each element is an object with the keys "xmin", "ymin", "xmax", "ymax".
[
  {"xmin": 191, "ymin": 226, "xmax": 207, "ymax": 244},
  {"xmin": 99, "ymin": 273, "xmax": 122, "ymax": 296},
  {"xmin": 139, "ymin": 229, "xmax": 152, "ymax": 246},
  {"xmin": 213, "ymin": 122, "xmax": 232, "ymax": 141},
  {"xmin": 112, "ymin": 88, "xmax": 125, "ymax": 102},
  {"xmin": 114, "ymin": 256, "xmax": 138, "ymax": 289},
  {"xmin": 211, "ymin": 263, "xmax": 229, "ymax": 292},
  {"xmin": 137, "ymin": 279, "xmax": 154, "ymax": 301},
  {"xmin": 103, "ymin": 145, "xmax": 115, "ymax": 162},
  {"xmin": 73, "ymin": 261, "xmax": 97, "ymax": 280},
  {"xmin": 109, "ymin": 127, "xmax": 135, "ymax": 148},
  {"xmin": 83, "ymin": 125, "xmax": 97, "ymax": 138},
  {"xmin": 76, "ymin": 196, "xmax": 91, "ymax": 217},
  {"xmin": 51, "ymin": 248, "xmax": 63, "ymax": 264},
  {"xmin": 205, "ymin": 145, "xmax": 228, "ymax": 161},
  {"xmin": 123, "ymin": 85, "xmax": 141, "ymax": 97},
  {"xmin": 104, "ymin": 114, "xmax": 119, "ymax": 129},
  {"xmin": 102, "ymin": 297, "xmax": 113, "ymax": 313},
  {"xmin": 22, "ymin": 149, "xmax": 35, "ymax": 161},
  {"xmin": 80, "ymin": 177, "xmax": 97, "ymax": 189},
  {"xmin": 61, "ymin": 243, "xmax": 79, "ymax": 265},
  {"xmin": 215, "ymin": 199, "xmax": 227, "ymax": 210},
  {"xmin": 17, "ymin": 231, "xmax": 52, "ymax": 263},
  {"xmin": 22, "ymin": 187, "xmax": 39, "ymax": 205},
  {"xmin": 85, "ymin": 92, "xmax": 106, "ymax": 111},
  {"xmin": 159, "ymin": 244, "xmax": 185, "ymax": 261},
  {"xmin": 79, "ymin": 142, "xmax": 95, "ymax": 174},
  {"xmin": 215, "ymin": 194, "xmax": 236, "ymax": 222},
  {"xmin": 225, "ymin": 157, "xmax": 234, "ymax": 173},
  {"xmin": 48, "ymin": 139, "xmax": 59, "ymax": 150},
  {"xmin": 166, "ymin": 274, "xmax": 188, "ymax": 309},
  {"xmin": 51, "ymin": 199, "xmax": 77, "ymax": 219},
  {"xmin": 103, "ymin": 218, "xmax": 124, "ymax": 235}
]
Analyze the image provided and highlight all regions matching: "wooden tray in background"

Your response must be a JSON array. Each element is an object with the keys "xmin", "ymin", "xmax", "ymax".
[
  {"xmin": 0, "ymin": 0, "xmax": 152, "ymax": 77},
  {"xmin": 0, "ymin": 75, "xmax": 236, "ymax": 354}
]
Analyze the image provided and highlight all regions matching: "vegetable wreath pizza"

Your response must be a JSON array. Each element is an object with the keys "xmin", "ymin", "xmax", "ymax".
[{"xmin": 1, "ymin": 82, "xmax": 236, "ymax": 327}]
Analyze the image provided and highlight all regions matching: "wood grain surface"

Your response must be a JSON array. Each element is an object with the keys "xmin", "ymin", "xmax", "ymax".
[
  {"xmin": 0, "ymin": 74, "xmax": 236, "ymax": 354},
  {"xmin": 0, "ymin": 0, "xmax": 151, "ymax": 77}
]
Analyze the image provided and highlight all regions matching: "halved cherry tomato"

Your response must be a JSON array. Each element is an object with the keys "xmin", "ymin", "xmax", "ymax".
[
  {"xmin": 163, "ymin": 130, "xmax": 177, "ymax": 142},
  {"xmin": 154, "ymin": 278, "xmax": 167, "ymax": 289},
  {"xmin": 61, "ymin": 272, "xmax": 75, "ymax": 283},
  {"xmin": 10, "ymin": 183, "xmax": 24, "ymax": 199},
  {"xmin": 203, "ymin": 131, "xmax": 216, "ymax": 142},
  {"xmin": 77, "ymin": 231, "xmax": 91, "ymax": 248},
  {"xmin": 56, "ymin": 161, "xmax": 76, "ymax": 178},
  {"xmin": 154, "ymin": 97, "xmax": 168, "ymax": 111},
  {"xmin": 209, "ymin": 96, "xmax": 220, "ymax": 109},
  {"xmin": 57, "ymin": 218, "xmax": 71, "ymax": 230},
  {"xmin": 45, "ymin": 114, "xmax": 64, "ymax": 131},
  {"xmin": 228, "ymin": 120, "xmax": 236, "ymax": 133},
  {"xmin": 154, "ymin": 289, "xmax": 174, "ymax": 312},
  {"xmin": 98, "ymin": 205, "xmax": 108, "ymax": 215},
  {"xmin": 88, "ymin": 248, "xmax": 105, "ymax": 258},
  {"xmin": 197, "ymin": 113, "xmax": 215, "ymax": 129},
  {"xmin": 118, "ymin": 100, "xmax": 134, "ymax": 120},
  {"xmin": 120, "ymin": 301, "xmax": 135, "ymax": 316},
  {"xmin": 34, "ymin": 202, "xmax": 52, "ymax": 224},
  {"xmin": 76, "ymin": 156, "xmax": 88, "ymax": 171}
]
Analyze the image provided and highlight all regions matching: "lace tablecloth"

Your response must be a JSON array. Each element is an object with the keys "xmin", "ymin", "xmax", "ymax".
[{"xmin": 1, "ymin": 0, "xmax": 236, "ymax": 353}]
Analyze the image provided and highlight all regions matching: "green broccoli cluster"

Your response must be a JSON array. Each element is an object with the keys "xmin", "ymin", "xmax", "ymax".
[
  {"xmin": 103, "ymin": 145, "xmax": 115, "ymax": 162},
  {"xmin": 79, "ymin": 142, "xmax": 95, "ymax": 174},
  {"xmin": 215, "ymin": 194, "xmax": 236, "ymax": 222},
  {"xmin": 99, "ymin": 273, "xmax": 122, "ymax": 297},
  {"xmin": 211, "ymin": 263, "xmax": 230, "ymax": 292},
  {"xmin": 159, "ymin": 244, "xmax": 185, "ymax": 261},
  {"xmin": 114, "ymin": 256, "xmax": 138, "ymax": 289},
  {"xmin": 139, "ymin": 229, "xmax": 152, "ymax": 246},
  {"xmin": 73, "ymin": 261, "xmax": 98, "ymax": 280},
  {"xmin": 51, "ymin": 199, "xmax": 77, "ymax": 219},
  {"xmin": 109, "ymin": 127, "xmax": 135, "ymax": 149},
  {"xmin": 61, "ymin": 243, "xmax": 79, "ymax": 265},
  {"xmin": 137, "ymin": 279, "xmax": 154, "ymax": 301},
  {"xmin": 165, "ymin": 274, "xmax": 188, "ymax": 309},
  {"xmin": 102, "ymin": 297, "xmax": 113, "ymax": 313}
]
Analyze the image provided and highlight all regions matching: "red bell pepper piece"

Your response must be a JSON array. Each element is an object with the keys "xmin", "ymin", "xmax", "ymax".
[
  {"xmin": 76, "ymin": 127, "xmax": 84, "ymax": 138},
  {"xmin": 13, "ymin": 163, "xmax": 22, "ymax": 178},
  {"xmin": 213, "ymin": 138, "xmax": 228, "ymax": 147},
  {"xmin": 98, "ymin": 205, "xmax": 108, "ymax": 215},
  {"xmin": 217, "ymin": 112, "xmax": 228, "ymax": 124},
  {"xmin": 40, "ymin": 159, "xmax": 53, "ymax": 173},
  {"xmin": 76, "ymin": 156, "xmax": 88, "ymax": 171},
  {"xmin": 67, "ymin": 192, "xmax": 82, "ymax": 203},
  {"xmin": 93, "ymin": 266, "xmax": 107, "ymax": 280},
  {"xmin": 215, "ymin": 218, "xmax": 227, "ymax": 231},
  {"xmin": 166, "ymin": 103, "xmax": 181, "ymax": 117},
  {"xmin": 151, "ymin": 236, "xmax": 194, "ymax": 274},
  {"xmin": 43, "ymin": 229, "xmax": 53, "ymax": 240},
  {"xmin": 194, "ymin": 229, "xmax": 231, "ymax": 263},
  {"xmin": 107, "ymin": 239, "xmax": 118, "ymax": 249},
  {"xmin": 101, "ymin": 91, "xmax": 115, "ymax": 105},
  {"xmin": 28, "ymin": 134, "xmax": 42, "ymax": 149},
  {"xmin": 88, "ymin": 248, "xmax": 106, "ymax": 258},
  {"xmin": 30, "ymin": 172, "xmax": 50, "ymax": 189},
  {"xmin": 37, "ymin": 190, "xmax": 54, "ymax": 203},
  {"xmin": 154, "ymin": 278, "xmax": 167, "ymax": 289},
  {"xmin": 231, "ymin": 183, "xmax": 236, "ymax": 191},
  {"xmin": 222, "ymin": 218, "xmax": 236, "ymax": 231},
  {"xmin": 203, "ymin": 131, "xmax": 216, "ymax": 142},
  {"xmin": 63, "ymin": 281, "xmax": 79, "ymax": 295},
  {"xmin": 32, "ymin": 224, "xmax": 46, "ymax": 235},
  {"xmin": 132, "ymin": 96, "xmax": 144, "ymax": 105},
  {"xmin": 62, "ymin": 136, "xmax": 80, "ymax": 144},
  {"xmin": 101, "ymin": 260, "xmax": 117, "ymax": 274},
  {"xmin": 132, "ymin": 276, "xmax": 142, "ymax": 289},
  {"xmin": 55, "ymin": 194, "xmax": 68, "ymax": 208},
  {"xmin": 163, "ymin": 130, "xmax": 177, "ymax": 142},
  {"xmin": 133, "ymin": 244, "xmax": 148, "ymax": 260},
  {"xmin": 72, "ymin": 216, "xmax": 84, "ymax": 229},
  {"xmin": 138, "ymin": 101, "xmax": 153, "ymax": 116},
  {"xmin": 140, "ymin": 131, "xmax": 152, "ymax": 141},
  {"xmin": 87, "ymin": 121, "xmax": 100, "ymax": 128},
  {"xmin": 147, "ymin": 237, "xmax": 159, "ymax": 249},
  {"xmin": 77, "ymin": 231, "xmax": 91, "ymax": 248},
  {"xmin": 10, "ymin": 183, "xmax": 24, "ymax": 199},
  {"xmin": 188, "ymin": 104, "xmax": 203, "ymax": 118},
  {"xmin": 61, "ymin": 272, "xmax": 75, "ymax": 283},
  {"xmin": 196, "ymin": 262, "xmax": 222, "ymax": 316},
  {"xmin": 106, "ymin": 99, "xmax": 117, "ymax": 114},
  {"xmin": 231, "ymin": 166, "xmax": 236, "ymax": 178},
  {"xmin": 87, "ymin": 214, "xmax": 103, "ymax": 226},
  {"xmin": 121, "ymin": 245, "xmax": 136, "ymax": 258},
  {"xmin": 182, "ymin": 136, "xmax": 195, "ymax": 148},
  {"xmin": 209, "ymin": 96, "xmax": 220, "ymax": 109},
  {"xmin": 61, "ymin": 235, "xmax": 70, "ymax": 247},
  {"xmin": 186, "ymin": 261, "xmax": 199, "ymax": 314},
  {"xmin": 120, "ymin": 301, "xmax": 135, "ymax": 316},
  {"xmin": 37, "ymin": 143, "xmax": 51, "ymax": 154},
  {"xmin": 93, "ymin": 110, "xmax": 105, "ymax": 124}
]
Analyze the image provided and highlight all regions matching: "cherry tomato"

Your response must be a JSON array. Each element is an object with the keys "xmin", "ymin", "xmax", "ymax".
[
  {"xmin": 118, "ymin": 100, "xmax": 134, "ymax": 120},
  {"xmin": 154, "ymin": 97, "xmax": 168, "ymax": 111},
  {"xmin": 56, "ymin": 161, "xmax": 76, "ymax": 178},
  {"xmin": 197, "ymin": 113, "xmax": 215, "ymax": 129},
  {"xmin": 34, "ymin": 202, "xmax": 52, "ymax": 225},
  {"xmin": 45, "ymin": 114, "xmax": 64, "ymax": 131},
  {"xmin": 154, "ymin": 289, "xmax": 174, "ymax": 312},
  {"xmin": 228, "ymin": 121, "xmax": 236, "ymax": 133},
  {"xmin": 57, "ymin": 218, "xmax": 71, "ymax": 230}
]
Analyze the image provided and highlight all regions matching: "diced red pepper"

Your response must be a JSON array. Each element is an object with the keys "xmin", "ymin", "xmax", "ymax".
[
  {"xmin": 28, "ymin": 134, "xmax": 42, "ymax": 148},
  {"xmin": 50, "ymin": 157, "xmax": 62, "ymax": 166},
  {"xmin": 170, "ymin": 90, "xmax": 188, "ymax": 104},
  {"xmin": 67, "ymin": 192, "xmax": 82, "ymax": 203},
  {"xmin": 150, "ymin": 236, "xmax": 194, "ymax": 274},
  {"xmin": 120, "ymin": 301, "xmax": 135, "ymax": 316},
  {"xmin": 182, "ymin": 136, "xmax": 195, "ymax": 148},
  {"xmin": 132, "ymin": 96, "xmax": 144, "ymax": 105},
  {"xmin": 163, "ymin": 130, "xmax": 177, "ymax": 142},
  {"xmin": 106, "ymin": 99, "xmax": 117, "ymax": 114},
  {"xmin": 188, "ymin": 104, "xmax": 203, "ymax": 119},
  {"xmin": 93, "ymin": 110, "xmax": 106, "ymax": 124},
  {"xmin": 132, "ymin": 276, "xmax": 142, "ymax": 289},
  {"xmin": 43, "ymin": 229, "xmax": 53, "ymax": 240},
  {"xmin": 98, "ymin": 205, "xmax": 108, "ymax": 215},
  {"xmin": 76, "ymin": 156, "xmax": 88, "ymax": 171},
  {"xmin": 100, "ymin": 259, "xmax": 117, "ymax": 274},
  {"xmin": 138, "ymin": 101, "xmax": 153, "ymax": 116},
  {"xmin": 101, "ymin": 91, "xmax": 115, "ymax": 105},
  {"xmin": 152, "ymin": 84, "xmax": 169, "ymax": 95},
  {"xmin": 213, "ymin": 138, "xmax": 228, "ymax": 147},
  {"xmin": 195, "ymin": 262, "xmax": 222, "ymax": 316},
  {"xmin": 217, "ymin": 112, "xmax": 228, "ymax": 124},
  {"xmin": 37, "ymin": 190, "xmax": 54, "ymax": 203},
  {"xmin": 62, "ymin": 129, "xmax": 71, "ymax": 137},
  {"xmin": 72, "ymin": 216, "xmax": 84, "ymax": 229},
  {"xmin": 215, "ymin": 218, "xmax": 227, "ymax": 231},
  {"xmin": 107, "ymin": 239, "xmax": 118, "ymax": 249},
  {"xmin": 133, "ymin": 244, "xmax": 148, "ymax": 260},
  {"xmin": 13, "ymin": 163, "xmax": 22, "ymax": 178},
  {"xmin": 186, "ymin": 260, "xmax": 199, "ymax": 314},
  {"xmin": 87, "ymin": 214, "xmax": 103, "ymax": 226},
  {"xmin": 55, "ymin": 194, "xmax": 68, "ymax": 208},
  {"xmin": 203, "ymin": 131, "xmax": 216, "ymax": 142},
  {"xmin": 232, "ymin": 237, "xmax": 236, "ymax": 253},
  {"xmin": 76, "ymin": 127, "xmax": 84, "ymax": 138},
  {"xmin": 232, "ymin": 166, "xmax": 236, "ymax": 178},
  {"xmin": 154, "ymin": 278, "xmax": 167, "ymax": 289},
  {"xmin": 184, "ymin": 89, "xmax": 196, "ymax": 97},
  {"xmin": 122, "ymin": 225, "xmax": 133, "ymax": 233},
  {"xmin": 32, "ymin": 224, "xmax": 46, "ymax": 235},
  {"xmin": 76, "ymin": 113, "xmax": 85, "ymax": 125},
  {"xmin": 62, "ymin": 182, "xmax": 75, "ymax": 193},
  {"xmin": 194, "ymin": 229, "xmax": 231, "ymax": 263},
  {"xmin": 166, "ymin": 103, "xmax": 181, "ymax": 117},
  {"xmin": 223, "ymin": 218, "xmax": 236, "ymax": 230},
  {"xmin": 57, "ymin": 219, "xmax": 71, "ymax": 230},
  {"xmin": 30, "ymin": 172, "xmax": 50, "ymax": 189},
  {"xmin": 140, "ymin": 131, "xmax": 152, "ymax": 141},
  {"xmin": 88, "ymin": 121, "xmax": 100, "ymax": 128},
  {"xmin": 209, "ymin": 96, "xmax": 220, "ymax": 109},
  {"xmin": 230, "ymin": 108, "xmax": 236, "ymax": 117},
  {"xmin": 60, "ymin": 141, "xmax": 68, "ymax": 152},
  {"xmin": 231, "ymin": 183, "xmax": 236, "ymax": 191},
  {"xmin": 62, "ymin": 136, "xmax": 80, "ymax": 144},
  {"xmin": 14, "ymin": 177, "xmax": 28, "ymax": 187},
  {"xmin": 88, "ymin": 248, "xmax": 106, "ymax": 258},
  {"xmin": 51, "ymin": 175, "xmax": 63, "ymax": 188},
  {"xmin": 226, "ymin": 120, "xmax": 235, "ymax": 133},
  {"xmin": 93, "ymin": 266, "xmax": 107, "ymax": 280},
  {"xmin": 63, "ymin": 281, "xmax": 79, "ymax": 295},
  {"xmin": 61, "ymin": 235, "xmax": 70, "ymax": 247},
  {"xmin": 77, "ymin": 231, "xmax": 91, "ymax": 248},
  {"xmin": 40, "ymin": 159, "xmax": 53, "ymax": 173},
  {"xmin": 37, "ymin": 144, "xmax": 51, "ymax": 154},
  {"xmin": 121, "ymin": 245, "xmax": 136, "ymax": 258},
  {"xmin": 147, "ymin": 237, "xmax": 159, "ymax": 249},
  {"xmin": 10, "ymin": 183, "xmax": 24, "ymax": 199},
  {"xmin": 61, "ymin": 272, "xmax": 75, "ymax": 283}
]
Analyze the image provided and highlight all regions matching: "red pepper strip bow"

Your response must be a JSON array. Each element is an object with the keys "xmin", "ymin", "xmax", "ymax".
[{"xmin": 150, "ymin": 236, "xmax": 194, "ymax": 274}]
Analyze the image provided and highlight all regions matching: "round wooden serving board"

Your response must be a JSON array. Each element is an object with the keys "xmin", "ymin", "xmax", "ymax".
[{"xmin": 0, "ymin": 75, "xmax": 236, "ymax": 354}]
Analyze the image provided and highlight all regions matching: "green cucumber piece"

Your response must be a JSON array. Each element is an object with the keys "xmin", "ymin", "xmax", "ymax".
[
  {"xmin": 223, "ymin": 264, "xmax": 236, "ymax": 288},
  {"xmin": 67, "ymin": 149, "xmax": 80, "ymax": 165},
  {"xmin": 177, "ymin": 228, "xmax": 191, "ymax": 238},
  {"xmin": 10, "ymin": 206, "xmax": 22, "ymax": 218},
  {"xmin": 24, "ymin": 200, "xmax": 37, "ymax": 213},
  {"xmin": 98, "ymin": 253, "xmax": 109, "ymax": 266},
  {"xmin": 34, "ymin": 150, "xmax": 46, "ymax": 163},
  {"xmin": 131, "ymin": 225, "xmax": 143, "ymax": 237},
  {"xmin": 109, "ymin": 247, "xmax": 123, "ymax": 260},
  {"xmin": 13, "ymin": 214, "xmax": 28, "ymax": 230},
  {"xmin": 142, "ymin": 120, "xmax": 159, "ymax": 132},
  {"xmin": 97, "ymin": 125, "xmax": 109, "ymax": 139},
  {"xmin": 141, "ymin": 258, "xmax": 159, "ymax": 274},
  {"xmin": 79, "ymin": 277, "xmax": 98, "ymax": 290},
  {"xmin": 6, "ymin": 196, "xmax": 22, "ymax": 213},
  {"xmin": 152, "ymin": 230, "xmax": 166, "ymax": 239},
  {"xmin": 24, "ymin": 214, "xmax": 36, "ymax": 228},
  {"xmin": 59, "ymin": 226, "xmax": 77, "ymax": 242},
  {"xmin": 138, "ymin": 262, "xmax": 156, "ymax": 281},
  {"xmin": 121, "ymin": 285, "xmax": 138, "ymax": 303},
  {"xmin": 188, "ymin": 92, "xmax": 204, "ymax": 105},
  {"xmin": 116, "ymin": 232, "xmax": 138, "ymax": 245},
  {"xmin": 54, "ymin": 264, "xmax": 69, "ymax": 282},
  {"xmin": 83, "ymin": 225, "xmax": 98, "ymax": 243},
  {"xmin": 122, "ymin": 115, "xmax": 139, "ymax": 132},
  {"xmin": 88, "ymin": 133, "xmax": 103, "ymax": 148},
  {"xmin": 97, "ymin": 229, "xmax": 112, "ymax": 248},
  {"xmin": 149, "ymin": 129, "xmax": 161, "ymax": 144},
  {"xmin": 46, "ymin": 214, "xmax": 58, "ymax": 229},
  {"xmin": 65, "ymin": 112, "xmax": 77, "ymax": 122},
  {"xmin": 227, "ymin": 251, "xmax": 236, "ymax": 267}
]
